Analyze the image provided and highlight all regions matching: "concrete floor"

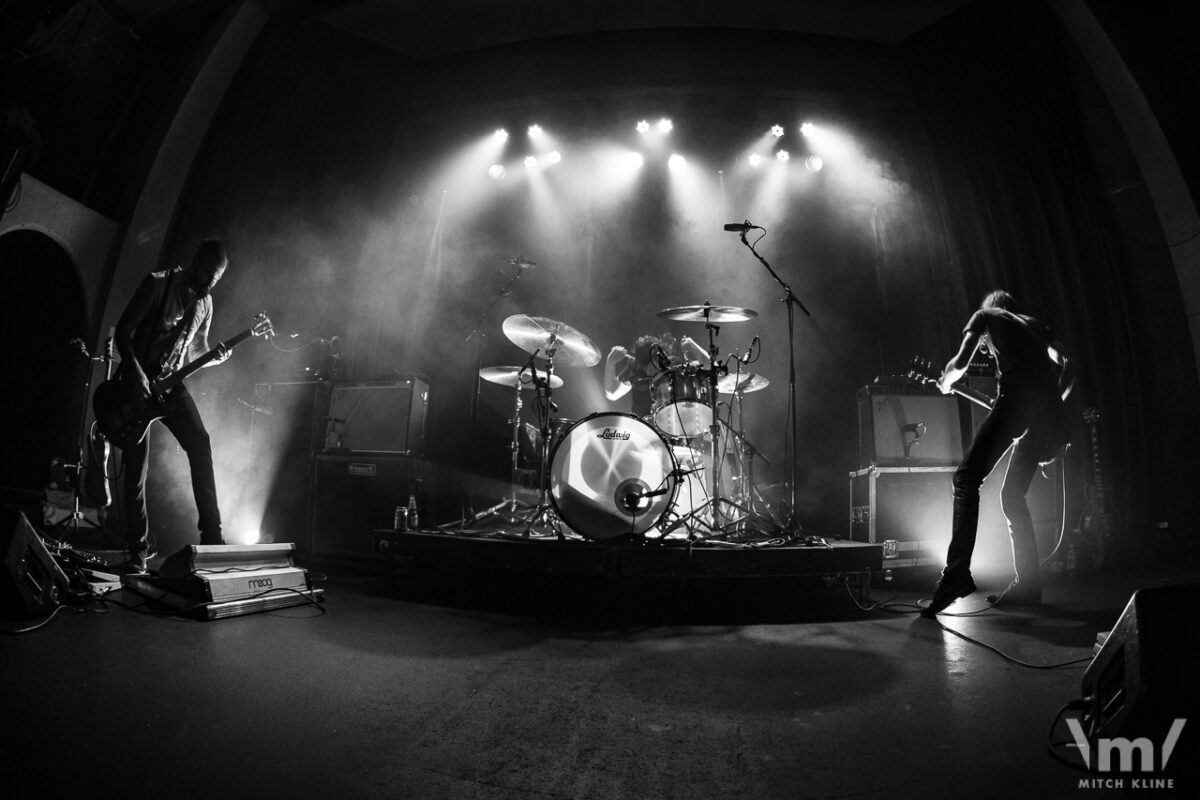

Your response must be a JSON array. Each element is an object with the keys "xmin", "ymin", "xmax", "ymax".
[{"xmin": 2, "ymin": 551, "xmax": 1197, "ymax": 800}]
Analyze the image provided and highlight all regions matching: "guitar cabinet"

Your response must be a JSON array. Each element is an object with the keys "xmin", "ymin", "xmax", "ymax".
[{"xmin": 857, "ymin": 385, "xmax": 965, "ymax": 467}]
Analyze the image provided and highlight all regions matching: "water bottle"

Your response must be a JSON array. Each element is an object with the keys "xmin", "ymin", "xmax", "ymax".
[
  {"xmin": 394, "ymin": 504, "xmax": 407, "ymax": 531},
  {"xmin": 406, "ymin": 494, "xmax": 419, "ymax": 530}
]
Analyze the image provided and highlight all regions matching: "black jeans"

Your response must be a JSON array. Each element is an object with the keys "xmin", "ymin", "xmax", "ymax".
[
  {"xmin": 121, "ymin": 385, "xmax": 222, "ymax": 555},
  {"xmin": 945, "ymin": 385, "xmax": 1059, "ymax": 585}
]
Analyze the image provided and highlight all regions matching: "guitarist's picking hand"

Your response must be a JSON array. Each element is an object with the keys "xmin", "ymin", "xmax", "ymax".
[{"xmin": 213, "ymin": 344, "xmax": 231, "ymax": 364}]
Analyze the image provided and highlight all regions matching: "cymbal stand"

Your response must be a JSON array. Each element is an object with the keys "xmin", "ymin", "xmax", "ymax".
[
  {"xmin": 737, "ymin": 228, "xmax": 810, "ymax": 536},
  {"xmin": 461, "ymin": 355, "xmax": 539, "ymax": 528},
  {"xmin": 515, "ymin": 341, "xmax": 563, "ymax": 539},
  {"xmin": 662, "ymin": 321, "xmax": 752, "ymax": 540}
]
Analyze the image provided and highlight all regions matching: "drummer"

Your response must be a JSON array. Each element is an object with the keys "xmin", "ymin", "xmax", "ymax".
[{"xmin": 603, "ymin": 332, "xmax": 708, "ymax": 417}]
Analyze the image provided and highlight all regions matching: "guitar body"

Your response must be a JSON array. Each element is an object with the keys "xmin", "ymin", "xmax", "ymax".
[
  {"xmin": 91, "ymin": 313, "xmax": 274, "ymax": 450},
  {"xmin": 93, "ymin": 378, "xmax": 176, "ymax": 450}
]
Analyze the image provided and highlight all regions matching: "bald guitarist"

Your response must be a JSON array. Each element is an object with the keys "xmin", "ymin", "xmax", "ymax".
[
  {"xmin": 110, "ymin": 239, "xmax": 233, "ymax": 573},
  {"xmin": 922, "ymin": 290, "xmax": 1074, "ymax": 617}
]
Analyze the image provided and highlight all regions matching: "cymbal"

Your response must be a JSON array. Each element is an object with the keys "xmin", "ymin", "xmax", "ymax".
[
  {"xmin": 657, "ymin": 302, "xmax": 759, "ymax": 323},
  {"xmin": 480, "ymin": 365, "xmax": 563, "ymax": 389},
  {"xmin": 716, "ymin": 372, "xmax": 770, "ymax": 394},
  {"xmin": 501, "ymin": 314, "xmax": 601, "ymax": 367}
]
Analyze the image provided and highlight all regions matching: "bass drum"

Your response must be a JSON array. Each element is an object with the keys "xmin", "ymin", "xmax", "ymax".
[{"xmin": 549, "ymin": 412, "xmax": 679, "ymax": 539}]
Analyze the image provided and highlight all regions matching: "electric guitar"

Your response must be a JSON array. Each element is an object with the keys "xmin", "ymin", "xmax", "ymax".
[
  {"xmin": 905, "ymin": 357, "xmax": 995, "ymax": 410},
  {"xmin": 1080, "ymin": 407, "xmax": 1116, "ymax": 564},
  {"xmin": 93, "ymin": 313, "xmax": 273, "ymax": 449}
]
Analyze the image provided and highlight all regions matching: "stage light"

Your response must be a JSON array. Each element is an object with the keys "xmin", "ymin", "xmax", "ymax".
[
  {"xmin": 636, "ymin": 120, "xmax": 650, "ymax": 133},
  {"xmin": 524, "ymin": 155, "xmax": 538, "ymax": 168},
  {"xmin": 241, "ymin": 529, "xmax": 261, "ymax": 545},
  {"xmin": 626, "ymin": 152, "xmax": 645, "ymax": 170},
  {"xmin": 545, "ymin": 150, "xmax": 562, "ymax": 165},
  {"xmin": 528, "ymin": 124, "xmax": 544, "ymax": 138},
  {"xmin": 748, "ymin": 153, "xmax": 763, "ymax": 167},
  {"xmin": 805, "ymin": 155, "xmax": 824, "ymax": 172},
  {"xmin": 657, "ymin": 118, "xmax": 673, "ymax": 133},
  {"xmin": 488, "ymin": 163, "xmax": 507, "ymax": 180},
  {"xmin": 800, "ymin": 122, "xmax": 815, "ymax": 137},
  {"xmin": 667, "ymin": 153, "xmax": 687, "ymax": 172},
  {"xmin": 770, "ymin": 125, "xmax": 784, "ymax": 138},
  {"xmin": 495, "ymin": 128, "xmax": 509, "ymax": 141},
  {"xmin": 776, "ymin": 149, "xmax": 790, "ymax": 162}
]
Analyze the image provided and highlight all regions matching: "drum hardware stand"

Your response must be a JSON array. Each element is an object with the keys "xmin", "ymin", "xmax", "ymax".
[
  {"xmin": 736, "ymin": 226, "xmax": 810, "ymax": 537},
  {"xmin": 460, "ymin": 357, "xmax": 541, "ymax": 529},
  {"xmin": 725, "ymin": 387, "xmax": 784, "ymax": 531},
  {"xmin": 454, "ymin": 260, "xmax": 531, "ymax": 528},
  {"xmin": 513, "ymin": 343, "xmax": 564, "ymax": 539},
  {"xmin": 661, "ymin": 320, "xmax": 755, "ymax": 541}
]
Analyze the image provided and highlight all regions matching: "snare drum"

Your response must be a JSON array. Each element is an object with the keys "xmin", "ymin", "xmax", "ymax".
[
  {"xmin": 548, "ymin": 412, "xmax": 681, "ymax": 539},
  {"xmin": 650, "ymin": 366, "xmax": 712, "ymax": 439}
]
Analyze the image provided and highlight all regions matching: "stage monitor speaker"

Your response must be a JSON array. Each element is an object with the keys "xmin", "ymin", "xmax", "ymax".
[
  {"xmin": 0, "ymin": 508, "xmax": 71, "ymax": 619},
  {"xmin": 327, "ymin": 377, "xmax": 429, "ymax": 457},
  {"xmin": 1079, "ymin": 582, "xmax": 1200, "ymax": 770},
  {"xmin": 857, "ymin": 386, "xmax": 963, "ymax": 467},
  {"xmin": 311, "ymin": 455, "xmax": 431, "ymax": 561}
]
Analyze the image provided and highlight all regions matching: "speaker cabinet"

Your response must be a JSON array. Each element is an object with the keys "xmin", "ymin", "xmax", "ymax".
[
  {"xmin": 858, "ymin": 386, "xmax": 964, "ymax": 467},
  {"xmin": 1, "ymin": 508, "xmax": 70, "ymax": 619},
  {"xmin": 1080, "ymin": 582, "xmax": 1200, "ymax": 766},
  {"xmin": 311, "ymin": 455, "xmax": 431, "ymax": 562},
  {"xmin": 327, "ymin": 377, "xmax": 429, "ymax": 457}
]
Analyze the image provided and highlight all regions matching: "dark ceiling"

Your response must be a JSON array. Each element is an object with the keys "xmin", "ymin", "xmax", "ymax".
[{"xmin": 107, "ymin": 0, "xmax": 974, "ymax": 60}]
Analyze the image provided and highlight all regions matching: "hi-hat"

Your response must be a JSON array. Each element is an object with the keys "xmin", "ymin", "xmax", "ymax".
[
  {"xmin": 480, "ymin": 365, "xmax": 563, "ymax": 389},
  {"xmin": 657, "ymin": 302, "xmax": 758, "ymax": 323},
  {"xmin": 716, "ymin": 372, "xmax": 770, "ymax": 394},
  {"xmin": 502, "ymin": 314, "xmax": 601, "ymax": 367}
]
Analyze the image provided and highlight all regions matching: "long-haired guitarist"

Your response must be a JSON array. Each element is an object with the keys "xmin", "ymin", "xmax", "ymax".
[
  {"xmin": 112, "ymin": 239, "xmax": 232, "ymax": 573},
  {"xmin": 922, "ymin": 289, "xmax": 1074, "ymax": 617}
]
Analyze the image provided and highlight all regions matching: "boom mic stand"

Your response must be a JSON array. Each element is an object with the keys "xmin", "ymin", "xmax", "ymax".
[{"xmin": 736, "ymin": 226, "xmax": 810, "ymax": 537}]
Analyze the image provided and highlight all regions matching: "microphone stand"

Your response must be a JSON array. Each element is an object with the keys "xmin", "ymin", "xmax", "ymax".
[
  {"xmin": 458, "ymin": 265, "xmax": 528, "ymax": 526},
  {"xmin": 738, "ymin": 228, "xmax": 810, "ymax": 537}
]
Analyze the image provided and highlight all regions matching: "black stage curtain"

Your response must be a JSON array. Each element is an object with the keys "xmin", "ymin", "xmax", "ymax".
[{"xmin": 903, "ymin": 0, "xmax": 1200, "ymax": 536}]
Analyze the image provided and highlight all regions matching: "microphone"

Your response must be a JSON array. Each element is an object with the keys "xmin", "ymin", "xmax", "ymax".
[
  {"xmin": 652, "ymin": 344, "xmax": 672, "ymax": 371},
  {"xmin": 723, "ymin": 221, "xmax": 757, "ymax": 232}
]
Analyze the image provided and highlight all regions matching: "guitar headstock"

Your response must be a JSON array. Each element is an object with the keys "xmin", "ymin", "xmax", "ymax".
[
  {"xmin": 252, "ymin": 312, "xmax": 275, "ymax": 339},
  {"xmin": 905, "ymin": 356, "xmax": 938, "ymax": 386}
]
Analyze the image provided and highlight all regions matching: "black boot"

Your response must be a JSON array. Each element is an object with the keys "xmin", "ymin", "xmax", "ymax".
[{"xmin": 921, "ymin": 570, "xmax": 977, "ymax": 618}]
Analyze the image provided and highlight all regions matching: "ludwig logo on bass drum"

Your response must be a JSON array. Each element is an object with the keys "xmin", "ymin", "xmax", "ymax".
[{"xmin": 596, "ymin": 427, "xmax": 631, "ymax": 441}]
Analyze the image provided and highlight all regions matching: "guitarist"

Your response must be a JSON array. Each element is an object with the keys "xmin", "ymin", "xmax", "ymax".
[
  {"xmin": 922, "ymin": 290, "xmax": 1074, "ymax": 617},
  {"xmin": 112, "ymin": 239, "xmax": 232, "ymax": 573}
]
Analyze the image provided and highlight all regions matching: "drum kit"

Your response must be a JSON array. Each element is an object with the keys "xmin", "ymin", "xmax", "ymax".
[{"xmin": 471, "ymin": 301, "xmax": 778, "ymax": 541}]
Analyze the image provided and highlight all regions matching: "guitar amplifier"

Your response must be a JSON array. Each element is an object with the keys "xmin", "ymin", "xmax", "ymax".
[
  {"xmin": 326, "ymin": 377, "xmax": 429, "ymax": 457},
  {"xmin": 857, "ymin": 385, "xmax": 965, "ymax": 467}
]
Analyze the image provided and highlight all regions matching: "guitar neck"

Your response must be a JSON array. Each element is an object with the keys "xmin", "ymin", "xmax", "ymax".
[
  {"xmin": 159, "ymin": 326, "xmax": 255, "ymax": 391},
  {"xmin": 951, "ymin": 385, "xmax": 994, "ymax": 410}
]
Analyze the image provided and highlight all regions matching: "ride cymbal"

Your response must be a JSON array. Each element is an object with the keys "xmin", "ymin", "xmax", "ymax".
[
  {"xmin": 656, "ymin": 302, "xmax": 758, "ymax": 323},
  {"xmin": 501, "ymin": 314, "xmax": 601, "ymax": 367}
]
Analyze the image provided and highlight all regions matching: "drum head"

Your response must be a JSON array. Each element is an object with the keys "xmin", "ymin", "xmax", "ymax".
[{"xmin": 549, "ymin": 412, "xmax": 677, "ymax": 539}]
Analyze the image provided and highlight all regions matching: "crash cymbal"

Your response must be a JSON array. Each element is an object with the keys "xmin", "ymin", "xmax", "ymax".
[
  {"xmin": 480, "ymin": 365, "xmax": 563, "ymax": 389},
  {"xmin": 656, "ymin": 302, "xmax": 759, "ymax": 323},
  {"xmin": 501, "ymin": 314, "xmax": 601, "ymax": 367},
  {"xmin": 716, "ymin": 372, "xmax": 770, "ymax": 394}
]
